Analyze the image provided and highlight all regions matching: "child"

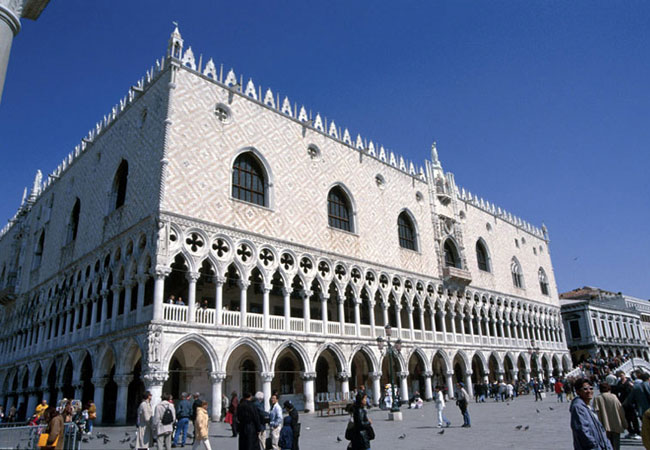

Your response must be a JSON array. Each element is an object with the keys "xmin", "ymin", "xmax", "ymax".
[{"xmin": 278, "ymin": 415, "xmax": 293, "ymax": 450}]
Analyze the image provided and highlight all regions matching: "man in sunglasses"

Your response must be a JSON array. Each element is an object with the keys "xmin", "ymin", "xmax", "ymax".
[{"xmin": 570, "ymin": 378, "xmax": 612, "ymax": 450}]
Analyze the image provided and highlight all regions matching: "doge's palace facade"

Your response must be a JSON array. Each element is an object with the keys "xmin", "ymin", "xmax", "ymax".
[{"xmin": 0, "ymin": 28, "xmax": 570, "ymax": 424}]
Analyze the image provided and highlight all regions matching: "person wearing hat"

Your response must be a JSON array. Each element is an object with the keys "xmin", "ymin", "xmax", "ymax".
[
  {"xmin": 456, "ymin": 382, "xmax": 471, "ymax": 428},
  {"xmin": 284, "ymin": 401, "xmax": 300, "ymax": 450}
]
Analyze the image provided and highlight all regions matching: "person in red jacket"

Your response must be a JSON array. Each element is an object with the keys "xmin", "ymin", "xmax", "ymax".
[{"xmin": 555, "ymin": 379, "xmax": 565, "ymax": 402}]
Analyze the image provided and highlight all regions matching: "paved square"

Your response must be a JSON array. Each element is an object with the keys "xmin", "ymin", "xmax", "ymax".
[{"xmin": 76, "ymin": 395, "xmax": 644, "ymax": 449}]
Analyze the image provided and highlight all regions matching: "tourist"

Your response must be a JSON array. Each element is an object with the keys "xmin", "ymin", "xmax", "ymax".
[
  {"xmin": 153, "ymin": 393, "xmax": 177, "ymax": 450},
  {"xmin": 254, "ymin": 391, "xmax": 268, "ymax": 449},
  {"xmin": 61, "ymin": 401, "xmax": 73, "ymax": 423},
  {"xmin": 173, "ymin": 392, "xmax": 192, "ymax": 447},
  {"xmin": 0, "ymin": 405, "xmax": 4, "ymax": 423},
  {"xmin": 191, "ymin": 392, "xmax": 202, "ymax": 444},
  {"xmin": 228, "ymin": 392, "xmax": 239, "ymax": 437},
  {"xmin": 350, "ymin": 392, "xmax": 374, "ymax": 450},
  {"xmin": 268, "ymin": 394, "xmax": 283, "ymax": 450},
  {"xmin": 43, "ymin": 406, "xmax": 64, "ymax": 449},
  {"xmin": 614, "ymin": 371, "xmax": 639, "ymax": 439},
  {"xmin": 221, "ymin": 393, "xmax": 229, "ymax": 422},
  {"xmin": 506, "ymin": 382, "xmax": 514, "ymax": 401},
  {"xmin": 434, "ymin": 386, "xmax": 451, "ymax": 428},
  {"xmin": 641, "ymin": 407, "xmax": 650, "ymax": 449},
  {"xmin": 86, "ymin": 401, "xmax": 96, "ymax": 433},
  {"xmin": 177, "ymin": 297, "xmax": 185, "ymax": 306},
  {"xmin": 236, "ymin": 392, "xmax": 263, "ymax": 450},
  {"xmin": 456, "ymin": 382, "xmax": 471, "ymax": 428},
  {"xmin": 593, "ymin": 382, "xmax": 627, "ymax": 450},
  {"xmin": 623, "ymin": 372, "xmax": 650, "ymax": 441},
  {"xmin": 533, "ymin": 379, "xmax": 543, "ymax": 402},
  {"xmin": 165, "ymin": 294, "xmax": 175, "ymax": 304},
  {"xmin": 284, "ymin": 401, "xmax": 300, "ymax": 450},
  {"xmin": 191, "ymin": 401, "xmax": 211, "ymax": 450},
  {"xmin": 278, "ymin": 415, "xmax": 293, "ymax": 450},
  {"xmin": 569, "ymin": 378, "xmax": 612, "ymax": 450},
  {"xmin": 7, "ymin": 405, "xmax": 16, "ymax": 422},
  {"xmin": 555, "ymin": 379, "xmax": 565, "ymax": 403},
  {"xmin": 136, "ymin": 391, "xmax": 153, "ymax": 450},
  {"xmin": 35, "ymin": 399, "xmax": 48, "ymax": 419}
]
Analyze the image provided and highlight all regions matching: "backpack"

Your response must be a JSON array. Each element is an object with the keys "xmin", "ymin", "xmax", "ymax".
[{"xmin": 161, "ymin": 406, "xmax": 174, "ymax": 425}]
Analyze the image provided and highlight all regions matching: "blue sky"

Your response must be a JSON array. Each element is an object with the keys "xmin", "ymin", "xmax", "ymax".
[{"xmin": 1, "ymin": 1, "xmax": 648, "ymax": 298}]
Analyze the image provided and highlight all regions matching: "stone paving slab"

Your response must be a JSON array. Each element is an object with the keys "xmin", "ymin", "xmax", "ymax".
[{"xmin": 75, "ymin": 396, "xmax": 643, "ymax": 450}]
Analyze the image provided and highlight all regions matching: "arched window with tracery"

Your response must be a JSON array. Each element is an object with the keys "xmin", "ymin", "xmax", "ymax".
[
  {"xmin": 398, "ymin": 211, "xmax": 417, "ymax": 250},
  {"xmin": 511, "ymin": 258, "xmax": 524, "ymax": 288},
  {"xmin": 538, "ymin": 268, "xmax": 549, "ymax": 295},
  {"xmin": 328, "ymin": 186, "xmax": 352, "ymax": 232},
  {"xmin": 111, "ymin": 160, "xmax": 129, "ymax": 211},
  {"xmin": 67, "ymin": 198, "xmax": 81, "ymax": 243},
  {"xmin": 444, "ymin": 239, "xmax": 460, "ymax": 268},
  {"xmin": 232, "ymin": 152, "xmax": 267, "ymax": 206},
  {"xmin": 476, "ymin": 240, "xmax": 490, "ymax": 272}
]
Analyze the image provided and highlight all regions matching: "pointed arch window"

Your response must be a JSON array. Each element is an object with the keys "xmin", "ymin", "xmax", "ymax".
[
  {"xmin": 111, "ymin": 160, "xmax": 129, "ymax": 211},
  {"xmin": 32, "ymin": 230, "xmax": 45, "ymax": 270},
  {"xmin": 67, "ymin": 198, "xmax": 81, "ymax": 243},
  {"xmin": 444, "ymin": 239, "xmax": 460, "ymax": 268},
  {"xmin": 328, "ymin": 186, "xmax": 352, "ymax": 232},
  {"xmin": 397, "ymin": 211, "xmax": 417, "ymax": 250},
  {"xmin": 476, "ymin": 240, "xmax": 490, "ymax": 272},
  {"xmin": 232, "ymin": 152, "xmax": 267, "ymax": 206},
  {"xmin": 511, "ymin": 258, "xmax": 524, "ymax": 288},
  {"xmin": 538, "ymin": 268, "xmax": 549, "ymax": 296}
]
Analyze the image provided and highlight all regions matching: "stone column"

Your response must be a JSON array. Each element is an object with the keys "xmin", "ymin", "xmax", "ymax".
[
  {"xmin": 187, "ymin": 272, "xmax": 200, "ymax": 323},
  {"xmin": 354, "ymin": 301, "xmax": 361, "ymax": 337},
  {"xmin": 320, "ymin": 293, "xmax": 328, "ymax": 335},
  {"xmin": 419, "ymin": 310, "xmax": 426, "ymax": 340},
  {"xmin": 123, "ymin": 279, "xmax": 134, "ymax": 327},
  {"xmin": 498, "ymin": 320, "xmax": 505, "ymax": 338},
  {"xmin": 53, "ymin": 383, "xmax": 64, "ymax": 405},
  {"xmin": 490, "ymin": 318, "xmax": 497, "ymax": 338},
  {"xmin": 382, "ymin": 303, "xmax": 389, "ymax": 329},
  {"xmin": 464, "ymin": 371, "xmax": 474, "ymax": 397},
  {"xmin": 395, "ymin": 305, "xmax": 403, "ymax": 337},
  {"xmin": 143, "ymin": 371, "xmax": 169, "ymax": 409},
  {"xmin": 458, "ymin": 314, "xmax": 466, "ymax": 336},
  {"xmin": 114, "ymin": 374, "xmax": 132, "ymax": 424},
  {"xmin": 338, "ymin": 372, "xmax": 350, "ymax": 401},
  {"xmin": 338, "ymin": 295, "xmax": 345, "ymax": 335},
  {"xmin": 301, "ymin": 290, "xmax": 312, "ymax": 333},
  {"xmin": 89, "ymin": 297, "xmax": 98, "ymax": 336},
  {"xmin": 72, "ymin": 305, "xmax": 80, "ymax": 332},
  {"xmin": 99, "ymin": 290, "xmax": 109, "ymax": 335},
  {"xmin": 523, "ymin": 369, "xmax": 531, "ymax": 383},
  {"xmin": 398, "ymin": 371, "xmax": 409, "ymax": 403},
  {"xmin": 152, "ymin": 268, "xmax": 170, "ymax": 322},
  {"xmin": 511, "ymin": 369, "xmax": 519, "ymax": 382},
  {"xmin": 429, "ymin": 310, "xmax": 436, "ymax": 340},
  {"xmin": 0, "ymin": 0, "xmax": 23, "ymax": 103},
  {"xmin": 302, "ymin": 372, "xmax": 316, "ymax": 413},
  {"xmin": 262, "ymin": 284, "xmax": 271, "ymax": 331},
  {"xmin": 110, "ymin": 285, "xmax": 121, "ymax": 331},
  {"xmin": 369, "ymin": 372, "xmax": 382, "ymax": 406},
  {"xmin": 214, "ymin": 276, "xmax": 225, "ymax": 326},
  {"xmin": 210, "ymin": 372, "xmax": 227, "ymax": 421},
  {"xmin": 136, "ymin": 274, "xmax": 147, "ymax": 323},
  {"xmin": 92, "ymin": 378, "xmax": 107, "ymax": 424},
  {"xmin": 407, "ymin": 306, "xmax": 414, "ymax": 340},
  {"xmin": 445, "ymin": 371, "xmax": 455, "ymax": 399},
  {"xmin": 238, "ymin": 280, "xmax": 249, "ymax": 328},
  {"xmin": 26, "ymin": 389, "xmax": 38, "ymax": 419},
  {"xmin": 449, "ymin": 312, "xmax": 457, "ymax": 341},
  {"xmin": 282, "ymin": 288, "xmax": 291, "ymax": 332},
  {"xmin": 261, "ymin": 372, "xmax": 273, "ymax": 412},
  {"xmin": 41, "ymin": 387, "xmax": 50, "ymax": 404},
  {"xmin": 439, "ymin": 311, "xmax": 447, "ymax": 341},
  {"xmin": 423, "ymin": 371, "xmax": 433, "ymax": 401}
]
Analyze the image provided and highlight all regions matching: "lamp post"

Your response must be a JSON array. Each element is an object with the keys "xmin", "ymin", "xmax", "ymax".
[{"xmin": 377, "ymin": 324, "xmax": 403, "ymax": 421}]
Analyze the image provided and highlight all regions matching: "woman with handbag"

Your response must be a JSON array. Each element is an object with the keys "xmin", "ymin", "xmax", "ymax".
[
  {"xmin": 351, "ymin": 393, "xmax": 374, "ymax": 450},
  {"xmin": 40, "ymin": 407, "xmax": 64, "ymax": 450}
]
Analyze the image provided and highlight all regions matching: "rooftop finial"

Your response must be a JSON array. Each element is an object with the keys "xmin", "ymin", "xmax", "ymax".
[
  {"xmin": 28, "ymin": 170, "xmax": 42, "ymax": 203},
  {"xmin": 168, "ymin": 22, "xmax": 184, "ymax": 58},
  {"xmin": 431, "ymin": 141, "xmax": 440, "ymax": 167}
]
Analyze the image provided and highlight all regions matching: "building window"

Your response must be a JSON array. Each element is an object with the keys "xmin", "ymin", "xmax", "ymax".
[
  {"xmin": 232, "ymin": 152, "xmax": 266, "ymax": 206},
  {"xmin": 111, "ymin": 160, "xmax": 129, "ymax": 211},
  {"xmin": 67, "ymin": 198, "xmax": 81, "ymax": 243},
  {"xmin": 476, "ymin": 240, "xmax": 490, "ymax": 272},
  {"xmin": 444, "ymin": 240, "xmax": 460, "ymax": 268},
  {"xmin": 538, "ymin": 268, "xmax": 549, "ymax": 295},
  {"xmin": 397, "ymin": 212, "xmax": 417, "ymax": 250},
  {"xmin": 32, "ymin": 230, "xmax": 45, "ymax": 270},
  {"xmin": 328, "ymin": 186, "xmax": 352, "ymax": 232},
  {"xmin": 569, "ymin": 320, "xmax": 581, "ymax": 340},
  {"xmin": 511, "ymin": 258, "xmax": 524, "ymax": 288}
]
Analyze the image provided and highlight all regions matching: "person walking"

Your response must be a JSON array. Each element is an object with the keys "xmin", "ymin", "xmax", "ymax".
[
  {"xmin": 268, "ymin": 394, "xmax": 283, "ymax": 450},
  {"xmin": 456, "ymin": 383, "xmax": 471, "ymax": 428},
  {"xmin": 614, "ymin": 371, "xmax": 640, "ymax": 439},
  {"xmin": 533, "ymin": 379, "xmax": 543, "ymax": 402},
  {"xmin": 570, "ymin": 378, "xmax": 612, "ymax": 450},
  {"xmin": 622, "ymin": 372, "xmax": 650, "ymax": 441},
  {"xmin": 278, "ymin": 416, "xmax": 293, "ymax": 450},
  {"xmin": 555, "ymin": 379, "xmax": 565, "ymax": 403},
  {"xmin": 191, "ymin": 392, "xmax": 202, "ymax": 441},
  {"xmin": 237, "ymin": 392, "xmax": 263, "ymax": 450},
  {"xmin": 434, "ymin": 386, "xmax": 451, "ymax": 428},
  {"xmin": 254, "ymin": 392, "xmax": 268, "ymax": 450},
  {"xmin": 153, "ymin": 393, "xmax": 177, "ymax": 450},
  {"xmin": 350, "ymin": 393, "xmax": 373, "ymax": 450},
  {"xmin": 173, "ymin": 392, "xmax": 192, "ymax": 448},
  {"xmin": 284, "ymin": 401, "xmax": 300, "ymax": 450},
  {"xmin": 593, "ymin": 382, "xmax": 627, "ymax": 450},
  {"xmin": 42, "ymin": 407, "xmax": 64, "ymax": 449},
  {"xmin": 229, "ymin": 392, "xmax": 239, "ymax": 437},
  {"xmin": 191, "ymin": 401, "xmax": 212, "ymax": 450},
  {"xmin": 136, "ymin": 391, "xmax": 153, "ymax": 450}
]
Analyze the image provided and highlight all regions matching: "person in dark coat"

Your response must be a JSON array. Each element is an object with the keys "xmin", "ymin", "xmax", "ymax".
[
  {"xmin": 229, "ymin": 392, "xmax": 239, "ymax": 437},
  {"xmin": 278, "ymin": 415, "xmax": 293, "ymax": 450},
  {"xmin": 570, "ymin": 378, "xmax": 612, "ymax": 450},
  {"xmin": 351, "ymin": 393, "xmax": 373, "ymax": 450},
  {"xmin": 236, "ymin": 392, "xmax": 263, "ymax": 450},
  {"xmin": 284, "ymin": 401, "xmax": 300, "ymax": 450}
]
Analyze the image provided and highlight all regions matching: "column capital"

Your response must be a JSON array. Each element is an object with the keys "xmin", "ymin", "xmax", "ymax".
[
  {"xmin": 423, "ymin": 371, "xmax": 434, "ymax": 378},
  {"xmin": 210, "ymin": 371, "xmax": 227, "ymax": 383},
  {"xmin": 262, "ymin": 284, "xmax": 273, "ymax": 294},
  {"xmin": 114, "ymin": 374, "xmax": 133, "ymax": 386},
  {"xmin": 368, "ymin": 371, "xmax": 382, "ymax": 380},
  {"xmin": 299, "ymin": 289, "xmax": 313, "ymax": 299},
  {"xmin": 260, "ymin": 372, "xmax": 275, "ymax": 382},
  {"xmin": 186, "ymin": 271, "xmax": 201, "ymax": 283},
  {"xmin": 100, "ymin": 289, "xmax": 110, "ymax": 298},
  {"xmin": 137, "ymin": 273, "xmax": 149, "ymax": 283},
  {"xmin": 238, "ymin": 280, "xmax": 251, "ymax": 290},
  {"xmin": 142, "ymin": 370, "xmax": 169, "ymax": 386},
  {"xmin": 281, "ymin": 287, "xmax": 291, "ymax": 297},
  {"xmin": 445, "ymin": 371, "xmax": 455, "ymax": 377},
  {"xmin": 123, "ymin": 278, "xmax": 136, "ymax": 288},
  {"xmin": 153, "ymin": 266, "xmax": 172, "ymax": 279},
  {"xmin": 301, "ymin": 371, "xmax": 317, "ymax": 381},
  {"xmin": 397, "ymin": 371, "xmax": 409, "ymax": 379},
  {"xmin": 92, "ymin": 377, "xmax": 109, "ymax": 388},
  {"xmin": 213, "ymin": 275, "xmax": 227, "ymax": 285},
  {"xmin": 111, "ymin": 284, "xmax": 123, "ymax": 293},
  {"xmin": 337, "ymin": 371, "xmax": 350, "ymax": 381}
]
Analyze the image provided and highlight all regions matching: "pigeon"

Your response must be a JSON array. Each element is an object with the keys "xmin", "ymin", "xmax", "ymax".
[
  {"xmin": 124, "ymin": 432, "xmax": 130, "ymax": 437},
  {"xmin": 97, "ymin": 432, "xmax": 108, "ymax": 439},
  {"xmin": 536, "ymin": 409, "xmax": 540, "ymax": 413},
  {"xmin": 103, "ymin": 437, "xmax": 111, "ymax": 445},
  {"xmin": 120, "ymin": 437, "xmax": 132, "ymax": 444},
  {"xmin": 129, "ymin": 444, "xmax": 135, "ymax": 450},
  {"xmin": 515, "ymin": 425, "xmax": 523, "ymax": 430},
  {"xmin": 336, "ymin": 436, "xmax": 342, "ymax": 442},
  {"xmin": 438, "ymin": 429, "xmax": 445, "ymax": 435},
  {"xmin": 506, "ymin": 402, "xmax": 510, "ymax": 406},
  {"xmin": 549, "ymin": 407, "xmax": 554, "ymax": 411},
  {"xmin": 524, "ymin": 426, "xmax": 529, "ymax": 431},
  {"xmin": 81, "ymin": 437, "xmax": 89, "ymax": 443},
  {"xmin": 398, "ymin": 433, "xmax": 407, "ymax": 439}
]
